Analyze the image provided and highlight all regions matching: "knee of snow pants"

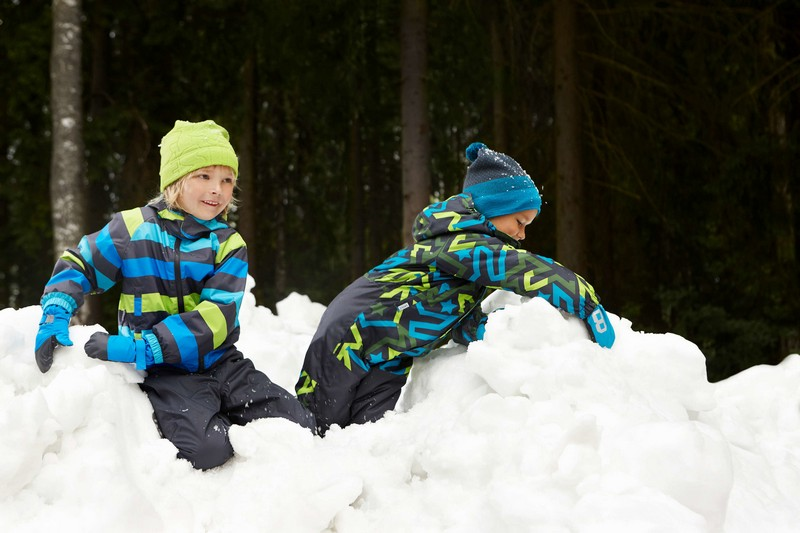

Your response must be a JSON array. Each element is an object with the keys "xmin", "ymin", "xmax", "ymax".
[
  {"xmin": 178, "ymin": 419, "xmax": 235, "ymax": 470},
  {"xmin": 140, "ymin": 369, "xmax": 236, "ymax": 470},
  {"xmin": 143, "ymin": 350, "xmax": 316, "ymax": 468},
  {"xmin": 350, "ymin": 368, "xmax": 408, "ymax": 425},
  {"xmin": 295, "ymin": 346, "xmax": 366, "ymax": 435}
]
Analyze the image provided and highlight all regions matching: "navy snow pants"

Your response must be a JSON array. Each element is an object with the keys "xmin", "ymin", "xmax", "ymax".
[
  {"xmin": 141, "ymin": 350, "xmax": 315, "ymax": 470},
  {"xmin": 296, "ymin": 350, "xmax": 408, "ymax": 435}
]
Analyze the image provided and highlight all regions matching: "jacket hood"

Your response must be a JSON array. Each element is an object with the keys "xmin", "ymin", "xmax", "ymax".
[{"xmin": 412, "ymin": 193, "xmax": 519, "ymax": 246}]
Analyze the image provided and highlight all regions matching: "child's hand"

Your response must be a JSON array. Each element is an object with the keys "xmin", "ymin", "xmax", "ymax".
[
  {"xmin": 585, "ymin": 305, "xmax": 615, "ymax": 348},
  {"xmin": 84, "ymin": 332, "xmax": 153, "ymax": 370},
  {"xmin": 35, "ymin": 306, "xmax": 74, "ymax": 373}
]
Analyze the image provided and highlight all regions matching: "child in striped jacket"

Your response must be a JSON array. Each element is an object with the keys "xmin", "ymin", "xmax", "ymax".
[{"xmin": 34, "ymin": 119, "xmax": 315, "ymax": 469}]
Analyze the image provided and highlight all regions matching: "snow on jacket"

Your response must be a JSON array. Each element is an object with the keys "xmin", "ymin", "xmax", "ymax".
[
  {"xmin": 301, "ymin": 193, "xmax": 600, "ymax": 380},
  {"xmin": 41, "ymin": 201, "xmax": 248, "ymax": 373}
]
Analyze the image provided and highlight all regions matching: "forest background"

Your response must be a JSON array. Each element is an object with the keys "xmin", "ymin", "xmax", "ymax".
[{"xmin": 1, "ymin": 0, "xmax": 798, "ymax": 381}]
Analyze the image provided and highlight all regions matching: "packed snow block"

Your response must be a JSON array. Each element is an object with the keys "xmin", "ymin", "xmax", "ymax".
[
  {"xmin": 468, "ymin": 297, "xmax": 715, "ymax": 418},
  {"xmin": 4, "ymin": 289, "xmax": 800, "ymax": 532},
  {"xmin": 464, "ymin": 298, "xmax": 590, "ymax": 397},
  {"xmin": 237, "ymin": 286, "xmax": 325, "ymax": 391},
  {"xmin": 697, "ymin": 354, "xmax": 800, "ymax": 532},
  {"xmin": 0, "ymin": 390, "xmax": 59, "ymax": 500},
  {"xmin": 275, "ymin": 291, "xmax": 327, "ymax": 333},
  {"xmin": 600, "ymin": 420, "xmax": 733, "ymax": 531}
]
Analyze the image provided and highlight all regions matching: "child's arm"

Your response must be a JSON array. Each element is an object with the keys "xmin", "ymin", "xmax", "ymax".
[
  {"xmin": 436, "ymin": 233, "xmax": 614, "ymax": 347},
  {"xmin": 41, "ymin": 215, "xmax": 125, "ymax": 310},
  {"xmin": 436, "ymin": 233, "xmax": 598, "ymax": 316},
  {"xmin": 36, "ymin": 216, "xmax": 126, "ymax": 372}
]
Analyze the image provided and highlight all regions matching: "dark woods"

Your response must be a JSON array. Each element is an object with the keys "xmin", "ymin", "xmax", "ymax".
[{"xmin": 1, "ymin": 0, "xmax": 798, "ymax": 381}]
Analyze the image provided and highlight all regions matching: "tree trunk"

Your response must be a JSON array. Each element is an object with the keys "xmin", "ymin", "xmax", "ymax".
[
  {"xmin": 84, "ymin": 11, "xmax": 112, "ymax": 326},
  {"xmin": 50, "ymin": 0, "xmax": 86, "ymax": 258},
  {"xmin": 50, "ymin": 0, "xmax": 87, "ymax": 320},
  {"xmin": 363, "ymin": 1, "xmax": 383, "ymax": 267},
  {"xmin": 769, "ymin": 97, "xmax": 794, "ymax": 264},
  {"xmin": 119, "ymin": 116, "xmax": 153, "ymax": 209},
  {"xmin": 400, "ymin": 0, "xmax": 430, "ymax": 247},
  {"xmin": 87, "ymin": 12, "xmax": 109, "ymax": 223},
  {"xmin": 760, "ymin": 15, "xmax": 795, "ymax": 267},
  {"xmin": 348, "ymin": 111, "xmax": 365, "ymax": 279},
  {"xmin": 761, "ymin": 11, "xmax": 797, "ymax": 358},
  {"xmin": 239, "ymin": 51, "xmax": 258, "ymax": 280},
  {"xmin": 490, "ymin": 12, "xmax": 507, "ymax": 151},
  {"xmin": 273, "ymin": 91, "xmax": 291, "ymax": 299},
  {"xmin": 553, "ymin": 0, "xmax": 587, "ymax": 274}
]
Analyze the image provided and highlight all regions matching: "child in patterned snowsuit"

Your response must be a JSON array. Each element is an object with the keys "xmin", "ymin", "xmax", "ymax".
[
  {"xmin": 35, "ymin": 119, "xmax": 315, "ymax": 469},
  {"xmin": 295, "ymin": 142, "xmax": 615, "ymax": 435}
]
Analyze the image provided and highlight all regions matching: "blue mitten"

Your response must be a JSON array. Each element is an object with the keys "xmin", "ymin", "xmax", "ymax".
[
  {"xmin": 35, "ymin": 305, "xmax": 74, "ymax": 373},
  {"xmin": 585, "ymin": 305, "xmax": 615, "ymax": 348},
  {"xmin": 85, "ymin": 333, "xmax": 158, "ymax": 370}
]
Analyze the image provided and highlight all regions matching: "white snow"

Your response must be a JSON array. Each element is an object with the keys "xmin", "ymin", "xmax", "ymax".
[{"xmin": 1, "ymin": 276, "xmax": 799, "ymax": 532}]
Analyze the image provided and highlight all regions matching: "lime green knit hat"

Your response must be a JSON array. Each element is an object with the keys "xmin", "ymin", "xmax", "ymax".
[{"xmin": 158, "ymin": 120, "xmax": 239, "ymax": 191}]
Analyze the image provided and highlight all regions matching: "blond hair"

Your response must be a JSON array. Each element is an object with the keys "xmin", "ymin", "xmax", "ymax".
[{"xmin": 148, "ymin": 166, "xmax": 239, "ymax": 217}]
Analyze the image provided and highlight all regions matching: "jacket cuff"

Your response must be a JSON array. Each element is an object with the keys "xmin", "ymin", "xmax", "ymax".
[
  {"xmin": 143, "ymin": 332, "xmax": 164, "ymax": 365},
  {"xmin": 41, "ymin": 292, "xmax": 78, "ymax": 315}
]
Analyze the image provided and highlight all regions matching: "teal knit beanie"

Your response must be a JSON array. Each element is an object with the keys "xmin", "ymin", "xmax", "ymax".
[
  {"xmin": 158, "ymin": 120, "xmax": 239, "ymax": 191},
  {"xmin": 462, "ymin": 142, "xmax": 541, "ymax": 218}
]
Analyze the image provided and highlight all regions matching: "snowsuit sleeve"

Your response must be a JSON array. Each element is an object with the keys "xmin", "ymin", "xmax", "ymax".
[
  {"xmin": 151, "ymin": 232, "xmax": 248, "ymax": 370},
  {"xmin": 434, "ymin": 233, "xmax": 600, "ymax": 320},
  {"xmin": 41, "ymin": 213, "xmax": 128, "ymax": 311},
  {"xmin": 451, "ymin": 307, "xmax": 489, "ymax": 345}
]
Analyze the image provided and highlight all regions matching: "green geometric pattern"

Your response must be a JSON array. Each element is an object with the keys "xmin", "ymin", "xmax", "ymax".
[{"xmin": 330, "ymin": 193, "xmax": 600, "ymax": 376}]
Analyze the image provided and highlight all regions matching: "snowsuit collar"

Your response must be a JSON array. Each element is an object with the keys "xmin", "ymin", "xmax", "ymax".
[
  {"xmin": 149, "ymin": 200, "xmax": 230, "ymax": 240},
  {"xmin": 412, "ymin": 193, "xmax": 520, "ymax": 247}
]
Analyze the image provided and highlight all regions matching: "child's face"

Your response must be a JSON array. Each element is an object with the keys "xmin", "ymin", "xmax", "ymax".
[
  {"xmin": 178, "ymin": 165, "xmax": 236, "ymax": 220},
  {"xmin": 489, "ymin": 209, "xmax": 538, "ymax": 241}
]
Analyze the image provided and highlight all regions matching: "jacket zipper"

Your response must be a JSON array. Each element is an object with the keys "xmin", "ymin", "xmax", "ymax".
[
  {"xmin": 173, "ymin": 239, "xmax": 184, "ymax": 314},
  {"xmin": 173, "ymin": 238, "xmax": 203, "ymax": 372}
]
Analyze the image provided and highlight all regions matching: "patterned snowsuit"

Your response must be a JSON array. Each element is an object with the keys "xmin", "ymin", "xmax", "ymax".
[
  {"xmin": 42, "ymin": 201, "xmax": 314, "ymax": 468},
  {"xmin": 295, "ymin": 193, "xmax": 601, "ymax": 433}
]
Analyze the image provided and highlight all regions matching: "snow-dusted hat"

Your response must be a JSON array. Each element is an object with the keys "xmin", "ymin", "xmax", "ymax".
[
  {"xmin": 462, "ymin": 142, "xmax": 541, "ymax": 218},
  {"xmin": 158, "ymin": 120, "xmax": 239, "ymax": 191}
]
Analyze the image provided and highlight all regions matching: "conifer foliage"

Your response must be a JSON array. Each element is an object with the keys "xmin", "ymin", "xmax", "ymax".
[{"xmin": 1, "ymin": 1, "xmax": 797, "ymax": 380}]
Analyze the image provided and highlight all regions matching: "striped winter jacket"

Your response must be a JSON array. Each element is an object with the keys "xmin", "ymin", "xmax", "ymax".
[
  {"xmin": 307, "ymin": 193, "xmax": 600, "ymax": 377},
  {"xmin": 41, "ymin": 201, "xmax": 248, "ymax": 373}
]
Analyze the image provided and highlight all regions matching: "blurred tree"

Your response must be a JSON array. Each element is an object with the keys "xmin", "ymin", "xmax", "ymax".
[
  {"xmin": 2, "ymin": 0, "xmax": 798, "ymax": 380},
  {"xmin": 0, "ymin": 0, "xmax": 54, "ymax": 309},
  {"xmin": 489, "ymin": 2, "xmax": 508, "ymax": 152},
  {"xmin": 50, "ymin": 0, "xmax": 90, "ymax": 324},
  {"xmin": 554, "ymin": 0, "xmax": 587, "ymax": 274},
  {"xmin": 578, "ymin": 1, "xmax": 799, "ymax": 379},
  {"xmin": 400, "ymin": 0, "xmax": 431, "ymax": 246},
  {"xmin": 238, "ymin": 49, "xmax": 258, "ymax": 278},
  {"xmin": 50, "ymin": 0, "xmax": 86, "ymax": 259}
]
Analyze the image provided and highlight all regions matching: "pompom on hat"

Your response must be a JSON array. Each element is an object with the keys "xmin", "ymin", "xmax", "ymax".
[
  {"xmin": 158, "ymin": 120, "xmax": 239, "ymax": 191},
  {"xmin": 462, "ymin": 142, "xmax": 541, "ymax": 218}
]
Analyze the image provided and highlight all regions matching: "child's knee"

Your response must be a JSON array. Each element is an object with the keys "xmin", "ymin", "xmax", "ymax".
[
  {"xmin": 180, "ymin": 435, "xmax": 234, "ymax": 470},
  {"xmin": 279, "ymin": 397, "xmax": 317, "ymax": 433}
]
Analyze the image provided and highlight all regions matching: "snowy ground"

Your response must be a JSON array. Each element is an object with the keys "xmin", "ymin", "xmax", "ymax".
[{"xmin": 2, "ymin": 277, "xmax": 799, "ymax": 532}]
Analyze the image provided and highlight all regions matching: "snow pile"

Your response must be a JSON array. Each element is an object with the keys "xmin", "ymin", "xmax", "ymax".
[{"xmin": 1, "ymin": 278, "xmax": 799, "ymax": 532}]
